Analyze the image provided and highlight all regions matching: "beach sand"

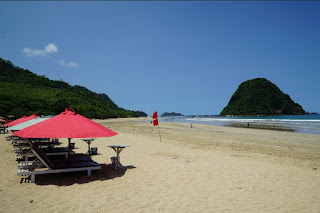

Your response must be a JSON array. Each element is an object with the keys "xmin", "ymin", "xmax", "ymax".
[{"xmin": 0, "ymin": 119, "xmax": 319, "ymax": 212}]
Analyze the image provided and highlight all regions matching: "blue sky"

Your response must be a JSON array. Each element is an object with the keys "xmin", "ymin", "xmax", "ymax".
[{"xmin": 1, "ymin": 1, "xmax": 319, "ymax": 116}]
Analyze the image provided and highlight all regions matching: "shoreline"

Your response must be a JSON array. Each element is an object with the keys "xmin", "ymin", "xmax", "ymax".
[
  {"xmin": 103, "ymin": 117, "xmax": 297, "ymax": 132},
  {"xmin": 162, "ymin": 114, "xmax": 320, "ymax": 135},
  {"xmin": 225, "ymin": 122, "xmax": 296, "ymax": 132}
]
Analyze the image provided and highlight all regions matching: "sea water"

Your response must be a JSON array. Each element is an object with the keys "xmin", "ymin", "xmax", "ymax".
[{"xmin": 162, "ymin": 114, "xmax": 320, "ymax": 135}]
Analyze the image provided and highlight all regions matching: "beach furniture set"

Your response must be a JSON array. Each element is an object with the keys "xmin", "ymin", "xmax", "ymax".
[
  {"xmin": 0, "ymin": 125, "xmax": 7, "ymax": 134},
  {"xmin": 5, "ymin": 108, "xmax": 129, "ymax": 183},
  {"xmin": 8, "ymin": 136, "xmax": 101, "ymax": 183},
  {"xmin": 19, "ymin": 141, "xmax": 101, "ymax": 183},
  {"xmin": 12, "ymin": 138, "xmax": 129, "ymax": 183},
  {"xmin": 8, "ymin": 138, "xmax": 129, "ymax": 183}
]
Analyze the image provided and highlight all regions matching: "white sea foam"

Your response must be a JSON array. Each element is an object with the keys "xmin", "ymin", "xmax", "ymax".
[{"xmin": 179, "ymin": 115, "xmax": 320, "ymax": 134}]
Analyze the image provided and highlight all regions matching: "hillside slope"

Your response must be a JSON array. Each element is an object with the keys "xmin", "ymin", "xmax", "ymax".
[{"xmin": 0, "ymin": 58, "xmax": 146, "ymax": 118}]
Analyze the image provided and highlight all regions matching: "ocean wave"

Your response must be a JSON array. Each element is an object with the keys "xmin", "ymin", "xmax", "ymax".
[
  {"xmin": 186, "ymin": 118, "xmax": 320, "ymax": 123},
  {"xmin": 180, "ymin": 115, "xmax": 320, "ymax": 134}
]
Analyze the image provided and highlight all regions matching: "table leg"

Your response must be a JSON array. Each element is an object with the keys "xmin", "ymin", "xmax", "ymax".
[{"xmin": 110, "ymin": 147, "xmax": 127, "ymax": 169}]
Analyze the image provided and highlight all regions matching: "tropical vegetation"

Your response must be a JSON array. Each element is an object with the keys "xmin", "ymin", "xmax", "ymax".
[
  {"xmin": 0, "ymin": 58, "xmax": 147, "ymax": 119},
  {"xmin": 220, "ymin": 78, "xmax": 305, "ymax": 116},
  {"xmin": 161, "ymin": 112, "xmax": 184, "ymax": 117}
]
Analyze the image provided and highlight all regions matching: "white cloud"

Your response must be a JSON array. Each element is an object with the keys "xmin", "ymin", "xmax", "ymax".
[
  {"xmin": 57, "ymin": 60, "xmax": 79, "ymax": 68},
  {"xmin": 23, "ymin": 43, "xmax": 58, "ymax": 56},
  {"xmin": 22, "ymin": 43, "xmax": 79, "ymax": 69},
  {"xmin": 44, "ymin": 43, "xmax": 58, "ymax": 53}
]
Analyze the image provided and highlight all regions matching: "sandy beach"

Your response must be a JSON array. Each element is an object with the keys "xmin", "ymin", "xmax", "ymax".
[{"xmin": 0, "ymin": 118, "xmax": 319, "ymax": 212}]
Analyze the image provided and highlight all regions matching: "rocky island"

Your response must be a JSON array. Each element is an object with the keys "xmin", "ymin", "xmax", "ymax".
[
  {"xmin": 161, "ymin": 112, "xmax": 184, "ymax": 117},
  {"xmin": 220, "ymin": 78, "xmax": 305, "ymax": 116}
]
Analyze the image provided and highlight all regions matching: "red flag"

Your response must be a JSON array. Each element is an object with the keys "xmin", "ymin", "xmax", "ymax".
[
  {"xmin": 152, "ymin": 111, "xmax": 161, "ymax": 142},
  {"xmin": 153, "ymin": 118, "xmax": 158, "ymax": 126},
  {"xmin": 153, "ymin": 111, "xmax": 158, "ymax": 119},
  {"xmin": 152, "ymin": 111, "xmax": 158, "ymax": 126}
]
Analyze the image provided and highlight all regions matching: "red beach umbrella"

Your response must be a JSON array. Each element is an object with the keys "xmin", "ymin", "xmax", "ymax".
[
  {"xmin": 13, "ymin": 109, "xmax": 117, "ymax": 138},
  {"xmin": 0, "ymin": 118, "xmax": 8, "ymax": 123},
  {"xmin": 13, "ymin": 108, "xmax": 118, "ymax": 159},
  {"xmin": 5, "ymin": 113, "xmax": 38, "ymax": 127}
]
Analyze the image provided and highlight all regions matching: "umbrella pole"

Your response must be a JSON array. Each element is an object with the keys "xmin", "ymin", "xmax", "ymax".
[
  {"xmin": 158, "ymin": 123, "xmax": 162, "ymax": 143},
  {"xmin": 68, "ymin": 138, "xmax": 71, "ymax": 162}
]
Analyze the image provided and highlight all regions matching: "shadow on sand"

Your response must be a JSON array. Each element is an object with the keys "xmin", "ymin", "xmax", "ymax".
[{"xmin": 35, "ymin": 164, "xmax": 136, "ymax": 186}]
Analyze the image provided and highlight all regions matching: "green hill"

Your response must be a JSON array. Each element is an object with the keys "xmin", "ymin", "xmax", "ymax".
[
  {"xmin": 161, "ymin": 112, "xmax": 184, "ymax": 117},
  {"xmin": 220, "ymin": 78, "xmax": 305, "ymax": 116},
  {"xmin": 0, "ymin": 58, "xmax": 147, "ymax": 118}
]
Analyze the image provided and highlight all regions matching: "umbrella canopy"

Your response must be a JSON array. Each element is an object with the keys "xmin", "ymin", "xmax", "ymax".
[
  {"xmin": 7, "ymin": 117, "xmax": 51, "ymax": 131},
  {"xmin": 5, "ymin": 113, "xmax": 39, "ymax": 127},
  {"xmin": 0, "ymin": 118, "xmax": 8, "ymax": 123},
  {"xmin": 13, "ymin": 108, "xmax": 117, "ymax": 139}
]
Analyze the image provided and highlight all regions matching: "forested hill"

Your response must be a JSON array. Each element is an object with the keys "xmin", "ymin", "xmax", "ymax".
[
  {"xmin": 161, "ymin": 112, "xmax": 184, "ymax": 117},
  {"xmin": 0, "ymin": 58, "xmax": 146, "ymax": 118},
  {"xmin": 220, "ymin": 78, "xmax": 305, "ymax": 116}
]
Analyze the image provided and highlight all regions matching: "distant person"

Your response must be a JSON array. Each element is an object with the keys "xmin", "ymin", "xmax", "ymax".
[{"xmin": 247, "ymin": 122, "xmax": 250, "ymax": 128}]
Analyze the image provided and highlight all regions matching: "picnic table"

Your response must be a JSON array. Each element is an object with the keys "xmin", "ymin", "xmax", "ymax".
[
  {"xmin": 82, "ymin": 138, "xmax": 96, "ymax": 155},
  {"xmin": 108, "ymin": 145, "xmax": 130, "ymax": 169}
]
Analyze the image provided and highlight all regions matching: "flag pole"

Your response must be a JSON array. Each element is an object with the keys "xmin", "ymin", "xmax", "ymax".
[
  {"xmin": 158, "ymin": 122, "xmax": 162, "ymax": 143},
  {"xmin": 153, "ymin": 111, "xmax": 162, "ymax": 143}
]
